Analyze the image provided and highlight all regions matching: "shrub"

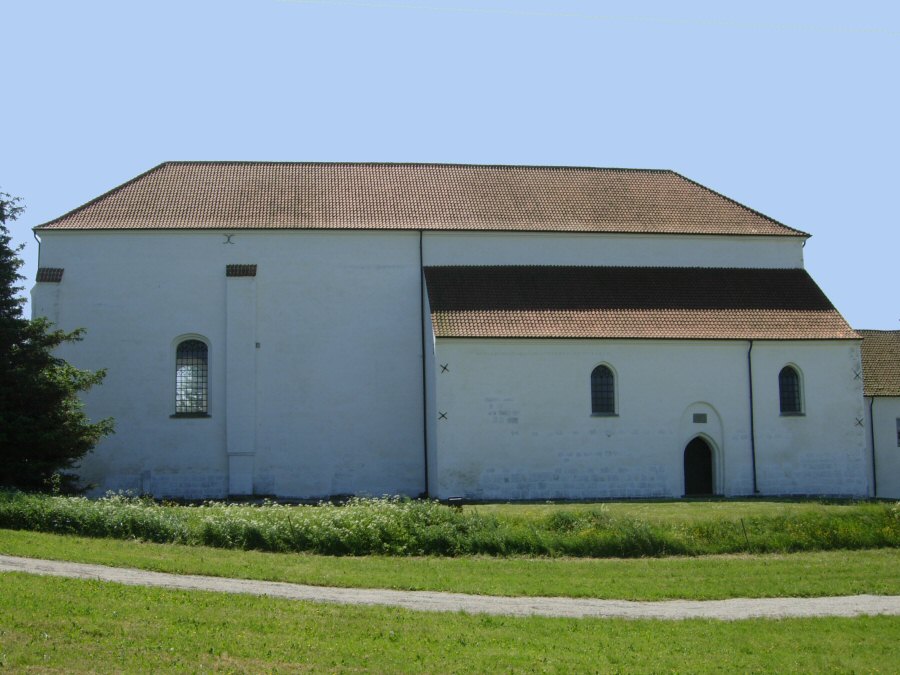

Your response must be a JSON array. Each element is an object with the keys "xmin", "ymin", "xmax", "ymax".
[{"xmin": 0, "ymin": 490, "xmax": 897, "ymax": 558}]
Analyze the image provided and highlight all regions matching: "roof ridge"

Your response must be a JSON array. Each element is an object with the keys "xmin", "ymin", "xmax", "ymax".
[{"xmin": 159, "ymin": 160, "xmax": 674, "ymax": 173}]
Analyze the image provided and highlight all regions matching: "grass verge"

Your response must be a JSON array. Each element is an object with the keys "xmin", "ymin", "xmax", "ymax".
[
  {"xmin": 1, "ymin": 573, "xmax": 898, "ymax": 672},
  {"xmin": 0, "ymin": 491, "xmax": 897, "ymax": 558},
  {"xmin": 2, "ymin": 529, "xmax": 899, "ymax": 600},
  {"xmin": 468, "ymin": 499, "xmax": 897, "ymax": 523}
]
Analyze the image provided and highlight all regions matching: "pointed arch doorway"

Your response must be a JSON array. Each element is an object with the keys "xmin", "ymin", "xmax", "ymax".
[{"xmin": 683, "ymin": 437, "xmax": 714, "ymax": 496}]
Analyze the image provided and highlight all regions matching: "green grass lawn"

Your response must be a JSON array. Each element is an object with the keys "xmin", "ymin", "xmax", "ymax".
[
  {"xmin": 3, "ymin": 529, "xmax": 899, "ymax": 601},
  {"xmin": 3, "ymin": 516, "xmax": 898, "ymax": 671},
  {"xmin": 1, "ymin": 573, "xmax": 897, "ymax": 673}
]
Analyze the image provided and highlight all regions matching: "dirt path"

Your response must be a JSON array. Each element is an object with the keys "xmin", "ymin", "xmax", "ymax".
[{"xmin": 2, "ymin": 554, "xmax": 899, "ymax": 621}]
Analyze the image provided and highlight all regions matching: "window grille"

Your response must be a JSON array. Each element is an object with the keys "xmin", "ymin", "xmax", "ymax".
[
  {"xmin": 779, "ymin": 366, "xmax": 802, "ymax": 414},
  {"xmin": 175, "ymin": 339, "xmax": 208, "ymax": 414},
  {"xmin": 591, "ymin": 365, "xmax": 615, "ymax": 415}
]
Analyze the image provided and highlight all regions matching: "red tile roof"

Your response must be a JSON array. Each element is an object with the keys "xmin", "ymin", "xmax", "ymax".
[
  {"xmin": 225, "ymin": 264, "xmax": 257, "ymax": 277},
  {"xmin": 858, "ymin": 330, "xmax": 900, "ymax": 396},
  {"xmin": 36, "ymin": 162, "xmax": 805, "ymax": 237},
  {"xmin": 35, "ymin": 267, "xmax": 64, "ymax": 282},
  {"xmin": 425, "ymin": 266, "xmax": 856, "ymax": 340}
]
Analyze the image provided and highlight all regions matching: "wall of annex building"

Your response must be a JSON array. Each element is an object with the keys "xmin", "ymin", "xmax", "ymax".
[
  {"xmin": 421, "ymin": 231, "xmax": 806, "ymax": 268},
  {"xmin": 432, "ymin": 339, "xmax": 868, "ymax": 500},
  {"xmin": 31, "ymin": 229, "xmax": 428, "ymax": 499},
  {"xmin": 865, "ymin": 396, "xmax": 900, "ymax": 499}
]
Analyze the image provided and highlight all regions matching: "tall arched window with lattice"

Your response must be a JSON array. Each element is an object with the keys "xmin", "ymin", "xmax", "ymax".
[
  {"xmin": 175, "ymin": 339, "xmax": 209, "ymax": 415},
  {"xmin": 591, "ymin": 364, "xmax": 616, "ymax": 415},
  {"xmin": 778, "ymin": 365, "xmax": 802, "ymax": 415}
]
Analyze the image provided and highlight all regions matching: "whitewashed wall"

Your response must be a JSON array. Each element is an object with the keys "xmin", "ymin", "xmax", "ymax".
[
  {"xmin": 32, "ymin": 230, "xmax": 428, "ymax": 499},
  {"xmin": 750, "ymin": 341, "xmax": 868, "ymax": 496},
  {"xmin": 432, "ymin": 339, "xmax": 867, "ymax": 499},
  {"xmin": 422, "ymin": 232, "xmax": 805, "ymax": 268},
  {"xmin": 866, "ymin": 397, "xmax": 900, "ymax": 499},
  {"xmin": 32, "ymin": 227, "xmax": 861, "ymax": 500}
]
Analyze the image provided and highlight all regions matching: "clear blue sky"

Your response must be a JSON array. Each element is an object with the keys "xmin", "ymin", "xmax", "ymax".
[{"xmin": 2, "ymin": 0, "xmax": 897, "ymax": 328}]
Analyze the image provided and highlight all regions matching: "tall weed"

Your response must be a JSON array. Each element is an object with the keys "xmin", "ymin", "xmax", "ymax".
[{"xmin": 0, "ymin": 490, "xmax": 896, "ymax": 558}]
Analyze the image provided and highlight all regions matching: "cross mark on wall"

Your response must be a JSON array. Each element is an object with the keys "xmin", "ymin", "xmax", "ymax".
[
  {"xmin": 440, "ymin": 364, "xmax": 449, "ymax": 373},
  {"xmin": 855, "ymin": 417, "xmax": 864, "ymax": 427},
  {"xmin": 438, "ymin": 412, "xmax": 448, "ymax": 420}
]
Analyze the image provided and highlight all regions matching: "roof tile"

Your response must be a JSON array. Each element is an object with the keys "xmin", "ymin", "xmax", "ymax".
[
  {"xmin": 225, "ymin": 264, "xmax": 257, "ymax": 277},
  {"xmin": 37, "ymin": 162, "xmax": 805, "ymax": 237},
  {"xmin": 425, "ymin": 266, "xmax": 856, "ymax": 340},
  {"xmin": 35, "ymin": 267, "xmax": 64, "ymax": 283},
  {"xmin": 859, "ymin": 330, "xmax": 900, "ymax": 396}
]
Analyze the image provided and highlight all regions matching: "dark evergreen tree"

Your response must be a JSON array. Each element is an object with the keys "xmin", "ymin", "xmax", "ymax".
[{"xmin": 0, "ymin": 190, "xmax": 113, "ymax": 492}]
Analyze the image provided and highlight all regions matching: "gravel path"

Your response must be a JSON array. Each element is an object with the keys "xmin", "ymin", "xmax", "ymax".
[{"xmin": 2, "ymin": 554, "xmax": 899, "ymax": 621}]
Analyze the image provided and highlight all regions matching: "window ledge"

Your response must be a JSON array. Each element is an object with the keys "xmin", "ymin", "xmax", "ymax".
[
  {"xmin": 591, "ymin": 412, "xmax": 618, "ymax": 417},
  {"xmin": 780, "ymin": 412, "xmax": 805, "ymax": 417},
  {"xmin": 170, "ymin": 412, "xmax": 211, "ymax": 419}
]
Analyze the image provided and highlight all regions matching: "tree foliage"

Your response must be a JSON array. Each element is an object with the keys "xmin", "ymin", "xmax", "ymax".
[{"xmin": 0, "ymin": 190, "xmax": 113, "ymax": 492}]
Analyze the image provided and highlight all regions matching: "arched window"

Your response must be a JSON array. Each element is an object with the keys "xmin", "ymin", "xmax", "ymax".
[
  {"xmin": 591, "ymin": 365, "xmax": 615, "ymax": 415},
  {"xmin": 778, "ymin": 366, "xmax": 802, "ymax": 415},
  {"xmin": 175, "ymin": 339, "xmax": 208, "ymax": 415}
]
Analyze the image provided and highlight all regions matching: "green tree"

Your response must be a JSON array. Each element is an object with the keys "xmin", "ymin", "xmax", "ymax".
[{"xmin": 0, "ymin": 190, "xmax": 113, "ymax": 492}]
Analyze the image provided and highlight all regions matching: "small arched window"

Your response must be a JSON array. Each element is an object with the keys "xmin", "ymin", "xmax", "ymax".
[
  {"xmin": 175, "ymin": 339, "xmax": 209, "ymax": 415},
  {"xmin": 591, "ymin": 365, "xmax": 616, "ymax": 415},
  {"xmin": 778, "ymin": 366, "xmax": 802, "ymax": 415}
]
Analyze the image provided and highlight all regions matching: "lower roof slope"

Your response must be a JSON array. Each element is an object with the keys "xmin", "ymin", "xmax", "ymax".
[
  {"xmin": 858, "ymin": 330, "xmax": 900, "ymax": 396},
  {"xmin": 425, "ymin": 266, "xmax": 856, "ymax": 340},
  {"xmin": 36, "ymin": 162, "xmax": 806, "ymax": 237}
]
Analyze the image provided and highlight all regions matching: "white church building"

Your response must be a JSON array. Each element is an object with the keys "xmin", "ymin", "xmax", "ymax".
[{"xmin": 31, "ymin": 162, "xmax": 891, "ymax": 500}]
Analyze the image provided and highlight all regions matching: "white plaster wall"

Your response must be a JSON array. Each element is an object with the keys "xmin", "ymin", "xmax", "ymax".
[
  {"xmin": 866, "ymin": 396, "xmax": 900, "ymax": 499},
  {"xmin": 433, "ymin": 339, "xmax": 867, "ymax": 500},
  {"xmin": 422, "ymin": 280, "xmax": 439, "ymax": 497},
  {"xmin": 32, "ymin": 227, "xmax": 847, "ymax": 501},
  {"xmin": 225, "ymin": 274, "xmax": 258, "ymax": 495},
  {"xmin": 31, "ymin": 281, "xmax": 61, "ymax": 325},
  {"xmin": 422, "ymin": 232, "xmax": 805, "ymax": 268},
  {"xmin": 33, "ymin": 230, "xmax": 428, "ymax": 499},
  {"xmin": 750, "ymin": 341, "xmax": 868, "ymax": 496}
]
